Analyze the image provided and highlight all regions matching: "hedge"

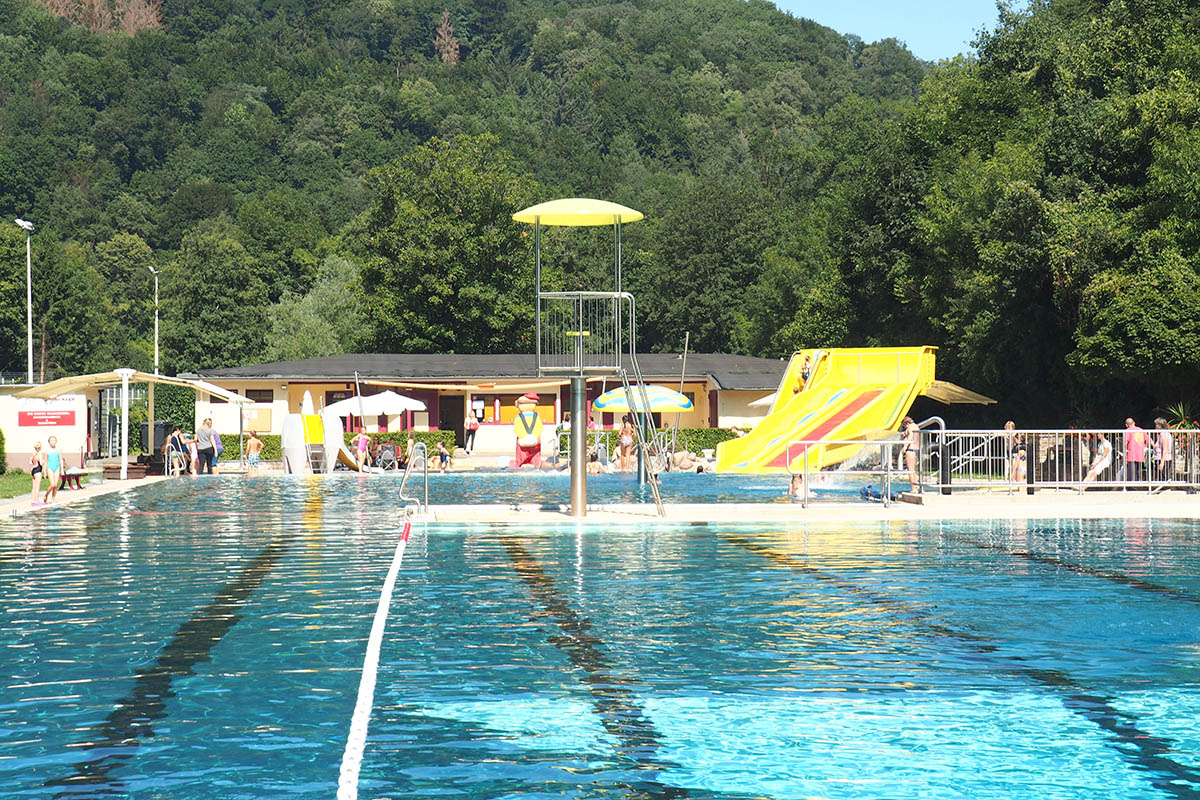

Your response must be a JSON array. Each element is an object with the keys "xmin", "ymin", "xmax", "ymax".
[
  {"xmin": 0, "ymin": 427, "xmax": 6, "ymax": 475},
  {"xmin": 558, "ymin": 427, "xmax": 742, "ymax": 455}
]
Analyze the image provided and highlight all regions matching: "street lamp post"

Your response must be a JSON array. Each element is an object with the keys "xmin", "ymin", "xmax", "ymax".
[
  {"xmin": 147, "ymin": 266, "xmax": 160, "ymax": 455},
  {"xmin": 14, "ymin": 219, "xmax": 33, "ymax": 384},
  {"xmin": 148, "ymin": 266, "xmax": 159, "ymax": 374}
]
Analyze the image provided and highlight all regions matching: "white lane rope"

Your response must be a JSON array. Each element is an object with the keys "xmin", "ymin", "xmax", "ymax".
[{"xmin": 337, "ymin": 520, "xmax": 413, "ymax": 800}]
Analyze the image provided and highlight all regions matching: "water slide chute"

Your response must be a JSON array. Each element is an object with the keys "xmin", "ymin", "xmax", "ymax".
[{"xmin": 715, "ymin": 346, "xmax": 992, "ymax": 474}]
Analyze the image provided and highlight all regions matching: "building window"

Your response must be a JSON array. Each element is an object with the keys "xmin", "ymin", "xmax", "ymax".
[
  {"xmin": 209, "ymin": 393, "xmax": 227, "ymax": 404},
  {"xmin": 245, "ymin": 389, "xmax": 274, "ymax": 404},
  {"xmin": 684, "ymin": 391, "xmax": 695, "ymax": 404}
]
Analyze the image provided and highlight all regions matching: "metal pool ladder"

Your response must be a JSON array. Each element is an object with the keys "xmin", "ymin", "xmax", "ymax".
[{"xmin": 398, "ymin": 442, "xmax": 429, "ymax": 515}]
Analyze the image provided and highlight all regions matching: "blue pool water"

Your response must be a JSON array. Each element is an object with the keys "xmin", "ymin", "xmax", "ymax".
[
  {"xmin": 392, "ymin": 468, "xmax": 869, "ymax": 505},
  {"xmin": 2, "ymin": 478, "xmax": 1200, "ymax": 798}
]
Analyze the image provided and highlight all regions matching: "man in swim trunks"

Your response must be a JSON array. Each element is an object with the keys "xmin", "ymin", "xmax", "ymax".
[{"xmin": 246, "ymin": 432, "xmax": 263, "ymax": 476}]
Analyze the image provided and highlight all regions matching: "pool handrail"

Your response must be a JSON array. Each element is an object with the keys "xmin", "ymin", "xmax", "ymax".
[{"xmin": 398, "ymin": 442, "xmax": 429, "ymax": 514}]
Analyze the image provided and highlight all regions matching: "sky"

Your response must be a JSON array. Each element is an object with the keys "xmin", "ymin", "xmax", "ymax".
[{"xmin": 773, "ymin": 1, "xmax": 1022, "ymax": 62}]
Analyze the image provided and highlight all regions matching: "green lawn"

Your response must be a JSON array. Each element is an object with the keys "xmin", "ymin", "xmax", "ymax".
[{"xmin": 0, "ymin": 469, "xmax": 88, "ymax": 500}]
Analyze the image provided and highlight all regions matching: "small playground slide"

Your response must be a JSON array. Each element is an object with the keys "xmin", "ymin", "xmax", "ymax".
[
  {"xmin": 716, "ymin": 347, "xmax": 937, "ymax": 474},
  {"xmin": 336, "ymin": 445, "xmax": 363, "ymax": 472},
  {"xmin": 281, "ymin": 410, "xmax": 349, "ymax": 474}
]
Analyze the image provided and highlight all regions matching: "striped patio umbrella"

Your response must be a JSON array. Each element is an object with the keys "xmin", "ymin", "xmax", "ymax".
[{"xmin": 592, "ymin": 385, "xmax": 694, "ymax": 413}]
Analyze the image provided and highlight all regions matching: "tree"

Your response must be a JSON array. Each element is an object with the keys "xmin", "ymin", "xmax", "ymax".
[
  {"xmin": 434, "ymin": 9, "xmax": 459, "ymax": 65},
  {"xmin": 93, "ymin": 232, "xmax": 155, "ymax": 340},
  {"xmin": 0, "ymin": 226, "xmax": 29, "ymax": 374},
  {"xmin": 161, "ymin": 222, "xmax": 268, "ymax": 371},
  {"xmin": 630, "ymin": 179, "xmax": 782, "ymax": 354},
  {"xmin": 347, "ymin": 134, "xmax": 538, "ymax": 353},
  {"xmin": 264, "ymin": 255, "xmax": 365, "ymax": 361},
  {"xmin": 236, "ymin": 189, "xmax": 325, "ymax": 301}
]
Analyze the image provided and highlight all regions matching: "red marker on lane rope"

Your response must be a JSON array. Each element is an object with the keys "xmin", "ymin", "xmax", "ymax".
[{"xmin": 401, "ymin": 521, "xmax": 412, "ymax": 543}]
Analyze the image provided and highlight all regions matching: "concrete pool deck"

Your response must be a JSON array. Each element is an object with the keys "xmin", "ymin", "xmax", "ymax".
[{"xmin": 4, "ymin": 473, "xmax": 1194, "ymax": 523}]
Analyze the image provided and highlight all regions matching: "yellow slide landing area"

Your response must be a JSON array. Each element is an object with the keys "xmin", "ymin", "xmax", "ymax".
[{"xmin": 716, "ymin": 346, "xmax": 940, "ymax": 474}]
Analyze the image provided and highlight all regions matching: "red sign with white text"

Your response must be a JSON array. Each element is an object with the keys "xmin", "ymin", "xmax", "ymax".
[{"xmin": 18, "ymin": 410, "xmax": 76, "ymax": 427}]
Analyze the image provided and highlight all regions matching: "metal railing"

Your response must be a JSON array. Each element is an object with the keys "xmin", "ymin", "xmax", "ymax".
[
  {"xmin": 786, "ymin": 426, "xmax": 1199, "ymax": 505},
  {"xmin": 788, "ymin": 437, "xmax": 907, "ymax": 508},
  {"xmin": 929, "ymin": 427, "xmax": 1199, "ymax": 493},
  {"xmin": 398, "ymin": 442, "xmax": 429, "ymax": 514}
]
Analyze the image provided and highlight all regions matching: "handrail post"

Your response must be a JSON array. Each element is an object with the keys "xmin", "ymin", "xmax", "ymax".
[{"xmin": 883, "ymin": 442, "xmax": 890, "ymax": 504}]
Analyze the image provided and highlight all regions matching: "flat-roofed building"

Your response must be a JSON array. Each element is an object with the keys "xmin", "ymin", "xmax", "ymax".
[{"xmin": 185, "ymin": 353, "xmax": 786, "ymax": 449}]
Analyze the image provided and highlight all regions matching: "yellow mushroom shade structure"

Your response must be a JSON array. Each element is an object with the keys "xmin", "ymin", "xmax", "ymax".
[{"xmin": 512, "ymin": 198, "xmax": 644, "ymax": 226}]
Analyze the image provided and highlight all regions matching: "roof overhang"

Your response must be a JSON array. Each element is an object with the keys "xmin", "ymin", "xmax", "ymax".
[{"xmin": 15, "ymin": 371, "xmax": 252, "ymax": 404}]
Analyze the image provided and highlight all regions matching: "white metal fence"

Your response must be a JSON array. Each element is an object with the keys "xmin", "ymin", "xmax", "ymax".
[{"xmin": 787, "ymin": 427, "xmax": 1199, "ymax": 504}]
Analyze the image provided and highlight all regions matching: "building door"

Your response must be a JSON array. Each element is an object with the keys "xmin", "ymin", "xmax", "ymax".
[{"xmin": 439, "ymin": 394, "xmax": 465, "ymax": 448}]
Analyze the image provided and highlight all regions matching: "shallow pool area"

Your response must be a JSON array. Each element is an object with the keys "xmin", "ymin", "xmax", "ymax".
[{"xmin": 3, "ymin": 477, "xmax": 1200, "ymax": 798}]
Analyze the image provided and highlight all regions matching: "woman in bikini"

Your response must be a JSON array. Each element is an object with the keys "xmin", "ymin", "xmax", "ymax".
[
  {"xmin": 901, "ymin": 416, "xmax": 920, "ymax": 490},
  {"xmin": 618, "ymin": 415, "xmax": 636, "ymax": 472},
  {"xmin": 30, "ymin": 441, "xmax": 44, "ymax": 505}
]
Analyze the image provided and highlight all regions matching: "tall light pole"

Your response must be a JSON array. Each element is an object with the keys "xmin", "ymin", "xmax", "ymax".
[
  {"xmin": 147, "ymin": 266, "xmax": 161, "ymax": 454},
  {"xmin": 148, "ymin": 266, "xmax": 160, "ymax": 374},
  {"xmin": 14, "ymin": 218, "xmax": 33, "ymax": 384}
]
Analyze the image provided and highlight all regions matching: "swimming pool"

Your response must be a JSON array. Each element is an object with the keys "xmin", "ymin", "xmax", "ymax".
[{"xmin": 3, "ymin": 478, "xmax": 1199, "ymax": 798}]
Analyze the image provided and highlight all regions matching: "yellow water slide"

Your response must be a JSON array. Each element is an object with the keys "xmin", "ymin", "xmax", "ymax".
[{"xmin": 716, "ymin": 347, "xmax": 939, "ymax": 474}]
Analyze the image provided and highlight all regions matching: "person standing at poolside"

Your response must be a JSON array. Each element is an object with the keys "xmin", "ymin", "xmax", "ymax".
[
  {"xmin": 1153, "ymin": 417, "xmax": 1174, "ymax": 482},
  {"xmin": 42, "ymin": 436, "xmax": 62, "ymax": 504},
  {"xmin": 187, "ymin": 431, "xmax": 199, "ymax": 475},
  {"xmin": 351, "ymin": 429, "xmax": 370, "ymax": 470},
  {"xmin": 29, "ymin": 441, "xmax": 44, "ymax": 505},
  {"xmin": 464, "ymin": 413, "xmax": 479, "ymax": 455},
  {"xmin": 436, "ymin": 439, "xmax": 451, "ymax": 472},
  {"xmin": 618, "ymin": 415, "xmax": 636, "ymax": 472},
  {"xmin": 195, "ymin": 418, "xmax": 217, "ymax": 475},
  {"xmin": 1122, "ymin": 417, "xmax": 1147, "ymax": 483},
  {"xmin": 246, "ymin": 431, "xmax": 263, "ymax": 476},
  {"xmin": 902, "ymin": 416, "xmax": 920, "ymax": 490},
  {"xmin": 167, "ymin": 426, "xmax": 189, "ymax": 477},
  {"xmin": 402, "ymin": 431, "xmax": 415, "ymax": 469}
]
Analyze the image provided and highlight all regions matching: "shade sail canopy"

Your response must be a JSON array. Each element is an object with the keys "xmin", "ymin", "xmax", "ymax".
[
  {"xmin": 324, "ymin": 390, "xmax": 426, "ymax": 416},
  {"xmin": 15, "ymin": 370, "xmax": 252, "ymax": 403},
  {"xmin": 593, "ymin": 385, "xmax": 694, "ymax": 413},
  {"xmin": 749, "ymin": 391, "xmax": 777, "ymax": 408},
  {"xmin": 923, "ymin": 380, "xmax": 996, "ymax": 405},
  {"xmin": 512, "ymin": 198, "xmax": 644, "ymax": 227}
]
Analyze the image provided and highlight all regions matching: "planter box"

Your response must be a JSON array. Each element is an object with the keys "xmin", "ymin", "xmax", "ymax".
[{"xmin": 103, "ymin": 463, "xmax": 148, "ymax": 480}]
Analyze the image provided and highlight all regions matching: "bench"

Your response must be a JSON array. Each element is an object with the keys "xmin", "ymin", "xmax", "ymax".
[{"xmin": 59, "ymin": 468, "xmax": 85, "ymax": 491}]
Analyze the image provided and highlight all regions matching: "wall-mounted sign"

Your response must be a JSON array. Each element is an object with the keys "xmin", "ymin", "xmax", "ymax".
[{"xmin": 17, "ymin": 396, "xmax": 80, "ymax": 427}]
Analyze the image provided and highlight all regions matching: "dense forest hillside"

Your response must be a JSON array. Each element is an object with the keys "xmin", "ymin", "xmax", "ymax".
[{"xmin": 0, "ymin": 0, "xmax": 1197, "ymax": 425}]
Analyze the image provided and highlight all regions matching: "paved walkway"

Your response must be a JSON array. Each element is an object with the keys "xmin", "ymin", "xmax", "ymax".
[{"xmin": 3, "ymin": 474, "xmax": 173, "ymax": 519}]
